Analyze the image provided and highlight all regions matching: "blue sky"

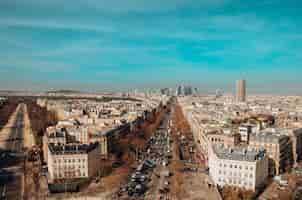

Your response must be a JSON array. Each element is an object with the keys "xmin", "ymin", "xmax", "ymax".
[{"xmin": 0, "ymin": 0, "xmax": 302, "ymax": 94}]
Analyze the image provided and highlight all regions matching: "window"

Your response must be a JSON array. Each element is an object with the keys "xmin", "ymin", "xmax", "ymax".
[
  {"xmin": 250, "ymin": 166, "xmax": 253, "ymax": 171},
  {"xmin": 230, "ymin": 164, "xmax": 233, "ymax": 168},
  {"xmin": 219, "ymin": 170, "xmax": 221, "ymax": 174},
  {"xmin": 234, "ymin": 165, "xmax": 237, "ymax": 169},
  {"xmin": 249, "ymin": 174, "xmax": 253, "ymax": 178}
]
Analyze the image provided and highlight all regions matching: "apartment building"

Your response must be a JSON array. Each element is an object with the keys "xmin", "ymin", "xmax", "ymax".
[
  {"xmin": 207, "ymin": 130, "xmax": 240, "ymax": 148},
  {"xmin": 89, "ymin": 132, "xmax": 109, "ymax": 159},
  {"xmin": 186, "ymin": 111, "xmax": 211, "ymax": 161},
  {"xmin": 209, "ymin": 146, "xmax": 268, "ymax": 191},
  {"xmin": 66, "ymin": 125, "xmax": 89, "ymax": 144},
  {"xmin": 280, "ymin": 128, "xmax": 302, "ymax": 167},
  {"xmin": 43, "ymin": 127, "xmax": 67, "ymax": 163},
  {"xmin": 249, "ymin": 130, "xmax": 293, "ymax": 175},
  {"xmin": 47, "ymin": 142, "xmax": 100, "ymax": 183},
  {"xmin": 239, "ymin": 124, "xmax": 259, "ymax": 143}
]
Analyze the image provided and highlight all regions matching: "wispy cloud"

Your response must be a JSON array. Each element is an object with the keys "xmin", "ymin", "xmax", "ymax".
[
  {"xmin": 0, "ymin": 56, "xmax": 77, "ymax": 73},
  {"xmin": 0, "ymin": 18, "xmax": 114, "ymax": 32}
]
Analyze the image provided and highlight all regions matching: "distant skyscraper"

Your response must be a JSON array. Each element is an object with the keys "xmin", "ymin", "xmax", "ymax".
[
  {"xmin": 176, "ymin": 85, "xmax": 183, "ymax": 96},
  {"xmin": 236, "ymin": 79, "xmax": 246, "ymax": 102},
  {"xmin": 215, "ymin": 89, "xmax": 223, "ymax": 98},
  {"xmin": 176, "ymin": 85, "xmax": 193, "ymax": 96},
  {"xmin": 184, "ymin": 86, "xmax": 193, "ymax": 96},
  {"xmin": 194, "ymin": 88, "xmax": 198, "ymax": 95},
  {"xmin": 168, "ymin": 88, "xmax": 173, "ymax": 96},
  {"xmin": 160, "ymin": 88, "xmax": 170, "ymax": 96}
]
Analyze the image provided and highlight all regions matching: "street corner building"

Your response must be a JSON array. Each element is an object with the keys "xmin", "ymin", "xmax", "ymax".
[
  {"xmin": 47, "ymin": 142, "xmax": 101, "ymax": 183},
  {"xmin": 209, "ymin": 145, "xmax": 268, "ymax": 191}
]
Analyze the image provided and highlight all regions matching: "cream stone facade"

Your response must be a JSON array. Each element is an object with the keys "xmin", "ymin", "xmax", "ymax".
[
  {"xmin": 47, "ymin": 143, "xmax": 100, "ymax": 183},
  {"xmin": 89, "ymin": 132, "xmax": 108, "ymax": 158},
  {"xmin": 207, "ymin": 130, "xmax": 240, "ymax": 148},
  {"xmin": 209, "ymin": 146, "xmax": 268, "ymax": 191},
  {"xmin": 249, "ymin": 130, "xmax": 293, "ymax": 175}
]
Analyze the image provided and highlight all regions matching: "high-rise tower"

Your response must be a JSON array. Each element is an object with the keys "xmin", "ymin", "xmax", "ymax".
[{"xmin": 236, "ymin": 79, "xmax": 246, "ymax": 102}]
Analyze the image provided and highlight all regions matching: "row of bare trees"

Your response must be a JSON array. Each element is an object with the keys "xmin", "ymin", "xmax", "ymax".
[
  {"xmin": 25, "ymin": 99, "xmax": 58, "ymax": 146},
  {"xmin": 220, "ymin": 186, "xmax": 255, "ymax": 200},
  {"xmin": 0, "ymin": 97, "xmax": 19, "ymax": 130}
]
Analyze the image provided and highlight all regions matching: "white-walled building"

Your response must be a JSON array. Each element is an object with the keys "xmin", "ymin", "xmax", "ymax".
[
  {"xmin": 239, "ymin": 124, "xmax": 259, "ymax": 143},
  {"xmin": 43, "ymin": 127, "xmax": 68, "ymax": 163},
  {"xmin": 89, "ymin": 132, "xmax": 109, "ymax": 159},
  {"xmin": 66, "ymin": 125, "xmax": 89, "ymax": 144},
  {"xmin": 47, "ymin": 142, "xmax": 100, "ymax": 183},
  {"xmin": 209, "ymin": 146, "xmax": 268, "ymax": 191}
]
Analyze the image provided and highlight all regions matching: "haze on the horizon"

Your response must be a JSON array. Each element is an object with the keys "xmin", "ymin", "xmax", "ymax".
[{"xmin": 0, "ymin": 0, "xmax": 301, "ymax": 94}]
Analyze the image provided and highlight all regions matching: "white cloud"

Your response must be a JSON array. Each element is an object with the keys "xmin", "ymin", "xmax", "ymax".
[
  {"xmin": 0, "ymin": 18, "xmax": 114, "ymax": 32},
  {"xmin": 0, "ymin": 56, "xmax": 76, "ymax": 72}
]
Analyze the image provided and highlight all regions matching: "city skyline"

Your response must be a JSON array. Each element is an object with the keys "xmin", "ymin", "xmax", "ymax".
[{"xmin": 1, "ymin": 0, "xmax": 302, "ymax": 94}]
